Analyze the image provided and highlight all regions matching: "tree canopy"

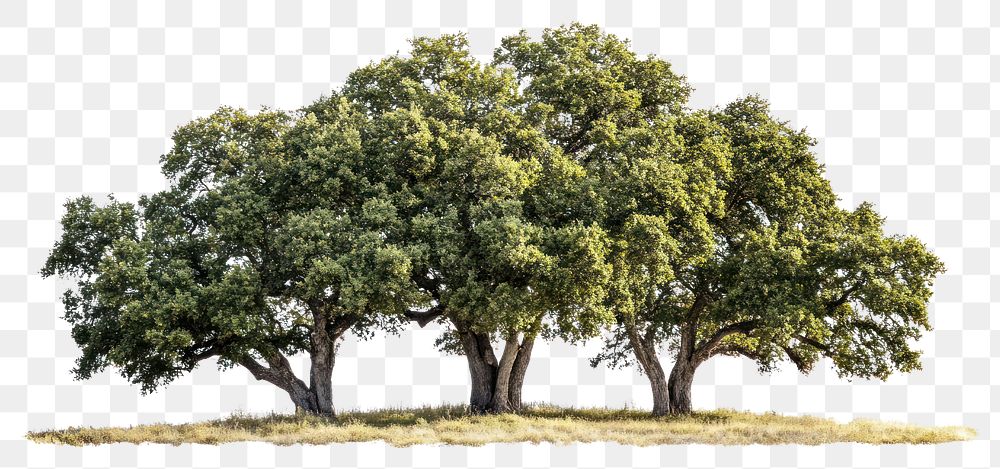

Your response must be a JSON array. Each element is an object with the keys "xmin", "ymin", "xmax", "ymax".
[
  {"xmin": 43, "ymin": 24, "xmax": 943, "ymax": 417},
  {"xmin": 43, "ymin": 107, "xmax": 421, "ymax": 416},
  {"xmin": 493, "ymin": 24, "xmax": 942, "ymax": 415},
  {"xmin": 335, "ymin": 34, "xmax": 615, "ymax": 413}
]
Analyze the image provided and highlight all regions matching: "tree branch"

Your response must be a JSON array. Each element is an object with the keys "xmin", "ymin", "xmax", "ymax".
[
  {"xmin": 329, "ymin": 313, "xmax": 359, "ymax": 338},
  {"xmin": 693, "ymin": 319, "xmax": 758, "ymax": 362},
  {"xmin": 404, "ymin": 305, "xmax": 445, "ymax": 328},
  {"xmin": 825, "ymin": 283, "xmax": 861, "ymax": 313},
  {"xmin": 781, "ymin": 345, "xmax": 811, "ymax": 373},
  {"xmin": 186, "ymin": 343, "xmax": 224, "ymax": 362},
  {"xmin": 795, "ymin": 334, "xmax": 832, "ymax": 354},
  {"xmin": 413, "ymin": 274, "xmax": 441, "ymax": 297},
  {"xmin": 238, "ymin": 351, "xmax": 308, "ymax": 394},
  {"xmin": 715, "ymin": 343, "xmax": 759, "ymax": 361}
]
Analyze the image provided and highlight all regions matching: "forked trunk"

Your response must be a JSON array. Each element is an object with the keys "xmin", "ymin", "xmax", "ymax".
[
  {"xmin": 253, "ymin": 351, "xmax": 337, "ymax": 417},
  {"xmin": 623, "ymin": 322, "xmax": 670, "ymax": 416},
  {"xmin": 489, "ymin": 335, "xmax": 521, "ymax": 413},
  {"xmin": 286, "ymin": 380, "xmax": 320, "ymax": 414},
  {"xmin": 240, "ymin": 352, "xmax": 330, "ymax": 416},
  {"xmin": 454, "ymin": 319, "xmax": 536, "ymax": 414},
  {"xmin": 667, "ymin": 323, "xmax": 702, "ymax": 415},
  {"xmin": 240, "ymin": 311, "xmax": 351, "ymax": 418}
]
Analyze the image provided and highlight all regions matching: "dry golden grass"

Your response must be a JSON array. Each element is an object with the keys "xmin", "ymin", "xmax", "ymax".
[{"xmin": 26, "ymin": 405, "xmax": 975, "ymax": 447}]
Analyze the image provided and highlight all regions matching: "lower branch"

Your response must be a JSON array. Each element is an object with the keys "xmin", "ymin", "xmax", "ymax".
[
  {"xmin": 405, "ymin": 305, "xmax": 445, "ymax": 328},
  {"xmin": 239, "ymin": 352, "xmax": 319, "ymax": 414}
]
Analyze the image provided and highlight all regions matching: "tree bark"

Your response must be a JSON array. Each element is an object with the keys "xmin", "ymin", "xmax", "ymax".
[
  {"xmin": 451, "ymin": 318, "xmax": 536, "ymax": 414},
  {"xmin": 240, "ymin": 352, "xmax": 321, "ymax": 414},
  {"xmin": 307, "ymin": 309, "xmax": 337, "ymax": 417},
  {"xmin": 666, "ymin": 321, "xmax": 710, "ymax": 415},
  {"xmin": 455, "ymin": 324, "xmax": 499, "ymax": 413},
  {"xmin": 665, "ymin": 316, "xmax": 759, "ymax": 415},
  {"xmin": 507, "ymin": 332, "xmax": 535, "ymax": 411},
  {"xmin": 623, "ymin": 323, "xmax": 670, "ymax": 416},
  {"xmin": 667, "ymin": 358, "xmax": 696, "ymax": 415},
  {"xmin": 239, "ymin": 311, "xmax": 353, "ymax": 418},
  {"xmin": 489, "ymin": 335, "xmax": 521, "ymax": 413}
]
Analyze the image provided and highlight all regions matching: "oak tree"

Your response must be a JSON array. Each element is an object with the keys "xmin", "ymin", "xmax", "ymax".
[
  {"xmin": 42, "ymin": 107, "xmax": 420, "ymax": 417},
  {"xmin": 586, "ymin": 97, "xmax": 945, "ymax": 415},
  {"xmin": 44, "ymin": 25, "xmax": 943, "ymax": 419},
  {"xmin": 337, "ymin": 35, "xmax": 614, "ymax": 413},
  {"xmin": 499, "ymin": 25, "xmax": 944, "ymax": 416},
  {"xmin": 496, "ymin": 24, "xmax": 721, "ymax": 416}
]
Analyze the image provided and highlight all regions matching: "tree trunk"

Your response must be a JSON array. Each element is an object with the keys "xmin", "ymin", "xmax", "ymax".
[
  {"xmin": 642, "ymin": 350, "xmax": 670, "ymax": 416},
  {"xmin": 489, "ymin": 335, "xmax": 521, "ymax": 413},
  {"xmin": 507, "ymin": 333, "xmax": 535, "ymax": 411},
  {"xmin": 452, "ymin": 319, "xmax": 536, "ymax": 414},
  {"xmin": 623, "ymin": 322, "xmax": 670, "ymax": 416},
  {"xmin": 242, "ymin": 351, "xmax": 339, "ymax": 417},
  {"xmin": 308, "ymin": 310, "xmax": 337, "ymax": 417},
  {"xmin": 239, "ymin": 311, "xmax": 353, "ymax": 418},
  {"xmin": 456, "ymin": 325, "xmax": 499, "ymax": 414},
  {"xmin": 240, "ymin": 352, "xmax": 322, "ymax": 415},
  {"xmin": 667, "ymin": 323, "xmax": 703, "ymax": 415},
  {"xmin": 288, "ymin": 382, "xmax": 321, "ymax": 415},
  {"xmin": 667, "ymin": 359, "xmax": 696, "ymax": 415}
]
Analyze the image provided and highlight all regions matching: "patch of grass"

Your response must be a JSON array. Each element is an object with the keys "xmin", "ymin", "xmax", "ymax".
[{"xmin": 26, "ymin": 404, "xmax": 975, "ymax": 447}]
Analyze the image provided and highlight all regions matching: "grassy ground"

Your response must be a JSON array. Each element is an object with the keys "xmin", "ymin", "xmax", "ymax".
[{"xmin": 27, "ymin": 405, "xmax": 974, "ymax": 447}]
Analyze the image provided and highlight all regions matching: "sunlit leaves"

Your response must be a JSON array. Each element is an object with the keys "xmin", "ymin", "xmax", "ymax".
[{"xmin": 42, "ymin": 26, "xmax": 944, "ymax": 396}]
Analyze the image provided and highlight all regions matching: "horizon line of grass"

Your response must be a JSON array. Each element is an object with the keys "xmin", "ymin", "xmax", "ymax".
[{"xmin": 27, "ymin": 404, "xmax": 976, "ymax": 447}]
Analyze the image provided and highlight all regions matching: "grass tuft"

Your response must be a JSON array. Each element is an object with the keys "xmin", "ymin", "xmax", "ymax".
[{"xmin": 26, "ymin": 404, "xmax": 975, "ymax": 447}]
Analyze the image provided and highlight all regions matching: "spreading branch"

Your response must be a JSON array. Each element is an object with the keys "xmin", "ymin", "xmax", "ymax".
[
  {"xmin": 329, "ymin": 313, "xmax": 359, "ymax": 337},
  {"xmin": 404, "ymin": 305, "xmax": 446, "ymax": 328},
  {"xmin": 184, "ymin": 341, "xmax": 224, "ymax": 363},
  {"xmin": 825, "ymin": 283, "xmax": 861, "ymax": 313},
  {"xmin": 795, "ymin": 334, "xmax": 832, "ymax": 354},
  {"xmin": 238, "ymin": 352, "xmax": 308, "ymax": 393},
  {"xmin": 693, "ymin": 319, "xmax": 759, "ymax": 362},
  {"xmin": 715, "ymin": 343, "xmax": 760, "ymax": 361},
  {"xmin": 781, "ymin": 345, "xmax": 811, "ymax": 372}
]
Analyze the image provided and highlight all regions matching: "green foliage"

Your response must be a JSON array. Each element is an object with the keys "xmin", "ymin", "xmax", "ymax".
[
  {"xmin": 44, "ymin": 25, "xmax": 943, "ymax": 399},
  {"xmin": 681, "ymin": 97, "xmax": 945, "ymax": 379},
  {"xmin": 496, "ymin": 25, "xmax": 944, "ymax": 382},
  {"xmin": 338, "ymin": 31, "xmax": 616, "ymax": 343},
  {"xmin": 43, "ymin": 105, "xmax": 420, "ymax": 392}
]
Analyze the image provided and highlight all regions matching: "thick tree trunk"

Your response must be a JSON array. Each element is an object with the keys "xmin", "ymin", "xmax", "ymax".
[
  {"xmin": 456, "ymin": 326, "xmax": 499, "ymax": 413},
  {"xmin": 289, "ymin": 383, "xmax": 322, "ymax": 414},
  {"xmin": 641, "ymin": 351, "xmax": 670, "ymax": 416},
  {"xmin": 663, "ymin": 315, "xmax": 758, "ymax": 415},
  {"xmin": 452, "ymin": 319, "xmax": 536, "ymax": 414},
  {"xmin": 666, "ymin": 322, "xmax": 705, "ymax": 415},
  {"xmin": 308, "ymin": 310, "xmax": 337, "ymax": 417},
  {"xmin": 623, "ymin": 323, "xmax": 670, "ymax": 416},
  {"xmin": 242, "ymin": 351, "xmax": 339, "ymax": 417},
  {"xmin": 240, "ymin": 352, "xmax": 322, "ymax": 415},
  {"xmin": 667, "ymin": 359, "xmax": 696, "ymax": 415},
  {"xmin": 239, "ymin": 311, "xmax": 353, "ymax": 418},
  {"xmin": 489, "ymin": 335, "xmax": 521, "ymax": 413}
]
